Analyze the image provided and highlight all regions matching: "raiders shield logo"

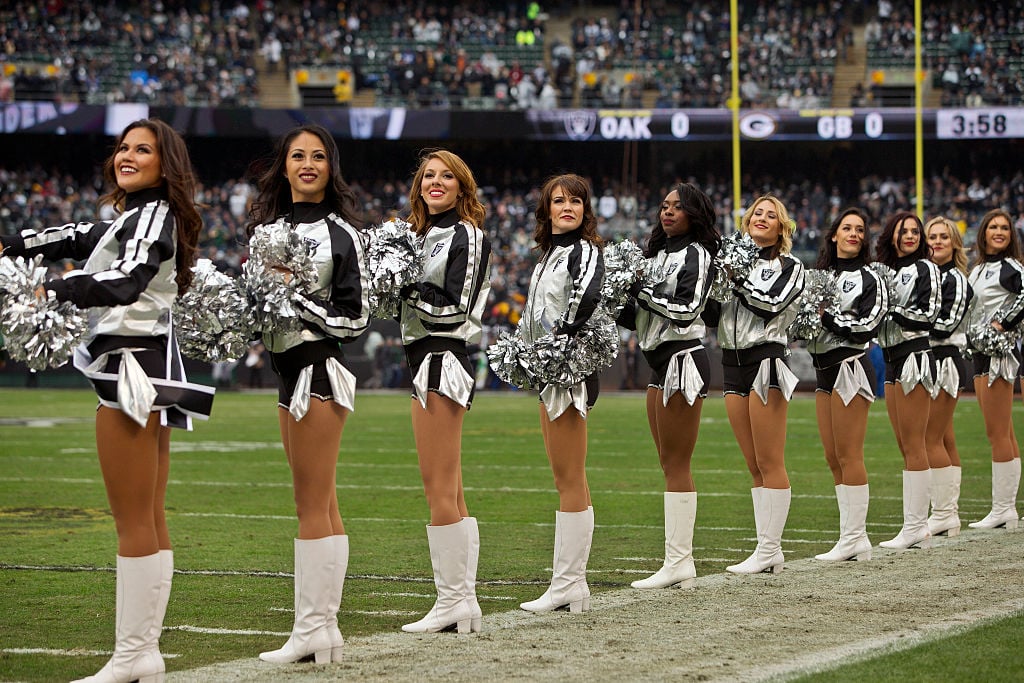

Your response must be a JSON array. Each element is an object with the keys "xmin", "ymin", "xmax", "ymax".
[
  {"xmin": 760, "ymin": 268, "xmax": 774, "ymax": 281},
  {"xmin": 303, "ymin": 237, "xmax": 320, "ymax": 251},
  {"xmin": 564, "ymin": 110, "xmax": 598, "ymax": 141},
  {"xmin": 842, "ymin": 280, "xmax": 856, "ymax": 293},
  {"xmin": 901, "ymin": 272, "xmax": 913, "ymax": 285},
  {"xmin": 431, "ymin": 242, "xmax": 445, "ymax": 257}
]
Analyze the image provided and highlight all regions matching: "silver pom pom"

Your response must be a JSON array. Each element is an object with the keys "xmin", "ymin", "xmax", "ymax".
[
  {"xmin": 709, "ymin": 232, "xmax": 760, "ymax": 302},
  {"xmin": 487, "ymin": 311, "xmax": 620, "ymax": 390},
  {"xmin": 485, "ymin": 328, "xmax": 537, "ymax": 390},
  {"xmin": 173, "ymin": 259, "xmax": 253, "ymax": 362},
  {"xmin": 968, "ymin": 306, "xmax": 1019, "ymax": 358},
  {"xmin": 241, "ymin": 222, "xmax": 319, "ymax": 334},
  {"xmin": 523, "ymin": 309, "xmax": 620, "ymax": 387},
  {"xmin": 789, "ymin": 269, "xmax": 839, "ymax": 341},
  {"xmin": 365, "ymin": 218, "xmax": 424, "ymax": 319},
  {"xmin": 0, "ymin": 255, "xmax": 88, "ymax": 370},
  {"xmin": 600, "ymin": 240, "xmax": 648, "ymax": 316},
  {"xmin": 866, "ymin": 262, "xmax": 897, "ymax": 304}
]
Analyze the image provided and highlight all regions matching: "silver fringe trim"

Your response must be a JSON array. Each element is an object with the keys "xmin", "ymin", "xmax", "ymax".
[
  {"xmin": 540, "ymin": 382, "xmax": 588, "ymax": 421},
  {"xmin": 288, "ymin": 356, "xmax": 356, "ymax": 421},
  {"xmin": 663, "ymin": 347, "xmax": 705, "ymax": 407},
  {"xmin": 834, "ymin": 354, "xmax": 876, "ymax": 406},
  {"xmin": 898, "ymin": 350, "xmax": 936, "ymax": 396},
  {"xmin": 987, "ymin": 352, "xmax": 1020, "ymax": 387},
  {"xmin": 934, "ymin": 356, "xmax": 961, "ymax": 399},
  {"xmin": 412, "ymin": 350, "xmax": 474, "ymax": 409},
  {"xmin": 752, "ymin": 357, "xmax": 798, "ymax": 405}
]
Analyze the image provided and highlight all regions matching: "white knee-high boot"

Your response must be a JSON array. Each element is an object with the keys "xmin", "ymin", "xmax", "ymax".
[
  {"xmin": 402, "ymin": 519, "xmax": 477, "ymax": 633},
  {"xmin": 880, "ymin": 470, "xmax": 932, "ymax": 549},
  {"xmin": 928, "ymin": 466, "xmax": 962, "ymax": 536},
  {"xmin": 726, "ymin": 488, "xmax": 789, "ymax": 574},
  {"xmin": 969, "ymin": 459, "xmax": 1021, "ymax": 529},
  {"xmin": 520, "ymin": 508, "xmax": 593, "ymax": 613},
  {"xmin": 631, "ymin": 492, "xmax": 697, "ymax": 589},
  {"xmin": 150, "ymin": 550, "xmax": 173, "ymax": 644},
  {"xmin": 322, "ymin": 535, "xmax": 347, "ymax": 661},
  {"xmin": 464, "ymin": 517, "xmax": 482, "ymax": 631},
  {"xmin": 815, "ymin": 485, "xmax": 848, "ymax": 561},
  {"xmin": 816, "ymin": 484, "xmax": 872, "ymax": 561},
  {"xmin": 260, "ymin": 537, "xmax": 338, "ymax": 663},
  {"xmin": 72, "ymin": 553, "xmax": 165, "ymax": 683}
]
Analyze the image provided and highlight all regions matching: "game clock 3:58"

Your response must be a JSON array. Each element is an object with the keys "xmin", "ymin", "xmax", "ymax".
[{"xmin": 936, "ymin": 108, "xmax": 1024, "ymax": 139}]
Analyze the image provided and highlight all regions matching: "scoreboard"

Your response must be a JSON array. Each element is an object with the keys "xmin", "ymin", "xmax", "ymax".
[{"xmin": 2, "ymin": 102, "xmax": 1023, "ymax": 141}]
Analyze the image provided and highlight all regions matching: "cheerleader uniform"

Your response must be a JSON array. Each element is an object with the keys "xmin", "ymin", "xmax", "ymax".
[
  {"xmin": 930, "ymin": 262, "xmax": 973, "ymax": 397},
  {"xmin": 878, "ymin": 256, "xmax": 942, "ymax": 389},
  {"xmin": 257, "ymin": 202, "xmax": 371, "ymax": 420},
  {"xmin": 967, "ymin": 254, "xmax": 1024, "ymax": 383},
  {"xmin": 966, "ymin": 253, "xmax": 1024, "ymax": 530},
  {"xmin": 520, "ymin": 228, "xmax": 604, "ymax": 419},
  {"xmin": 807, "ymin": 258, "xmax": 888, "ymax": 404},
  {"xmin": 926, "ymin": 261, "xmax": 972, "ymax": 537},
  {"xmin": 2, "ymin": 187, "xmax": 213, "ymax": 428},
  {"xmin": 621, "ymin": 234, "xmax": 714, "ymax": 403},
  {"xmin": 618, "ymin": 233, "xmax": 713, "ymax": 589},
  {"xmin": 717, "ymin": 246, "xmax": 804, "ymax": 402},
  {"xmin": 400, "ymin": 207, "xmax": 492, "ymax": 409}
]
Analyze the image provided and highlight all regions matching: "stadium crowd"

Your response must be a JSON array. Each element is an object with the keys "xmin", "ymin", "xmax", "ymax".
[
  {"xmin": 867, "ymin": 0, "xmax": 1024, "ymax": 106},
  {"xmin": 10, "ymin": 1, "xmax": 1021, "ymax": 110},
  {"xmin": 3, "ymin": 159, "xmax": 1023, "ymax": 389}
]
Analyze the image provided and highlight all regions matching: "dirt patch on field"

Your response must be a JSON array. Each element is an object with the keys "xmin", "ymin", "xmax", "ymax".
[{"xmin": 169, "ymin": 529, "xmax": 1024, "ymax": 682}]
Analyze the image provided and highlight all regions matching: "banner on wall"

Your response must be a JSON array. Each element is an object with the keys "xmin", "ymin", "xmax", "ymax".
[{"xmin": 3, "ymin": 102, "xmax": 1022, "ymax": 142}]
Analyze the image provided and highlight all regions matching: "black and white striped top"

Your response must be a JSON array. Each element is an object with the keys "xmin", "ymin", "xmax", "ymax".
[{"xmin": 5, "ymin": 187, "xmax": 179, "ymax": 339}]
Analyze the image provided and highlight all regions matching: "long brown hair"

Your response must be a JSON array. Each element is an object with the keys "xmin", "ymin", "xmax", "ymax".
[
  {"xmin": 972, "ymin": 208, "xmax": 1022, "ymax": 266},
  {"xmin": 533, "ymin": 173, "xmax": 603, "ymax": 253},
  {"xmin": 405, "ymin": 149, "xmax": 486, "ymax": 235},
  {"xmin": 815, "ymin": 207, "xmax": 872, "ymax": 269},
  {"xmin": 100, "ymin": 118, "xmax": 202, "ymax": 296},
  {"xmin": 246, "ymin": 123, "xmax": 362, "ymax": 233},
  {"xmin": 875, "ymin": 210, "xmax": 928, "ymax": 267}
]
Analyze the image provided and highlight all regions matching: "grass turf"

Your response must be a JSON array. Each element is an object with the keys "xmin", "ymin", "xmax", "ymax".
[{"xmin": 0, "ymin": 387, "xmax": 1016, "ymax": 681}]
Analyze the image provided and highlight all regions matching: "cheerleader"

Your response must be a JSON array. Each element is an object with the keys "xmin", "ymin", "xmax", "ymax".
[
  {"xmin": 875, "ymin": 211, "xmax": 941, "ymax": 550},
  {"xmin": 966, "ymin": 209, "xmax": 1023, "ymax": 530},
  {"xmin": 619, "ymin": 183, "xmax": 718, "ymax": 589},
  {"xmin": 519, "ymin": 174, "xmax": 604, "ymax": 612},
  {"xmin": 809, "ymin": 208, "xmax": 888, "ymax": 562},
  {"xmin": 399, "ymin": 150, "xmax": 492, "ymax": 633},
  {"xmin": 1, "ymin": 118, "xmax": 213, "ymax": 683},
  {"xmin": 720, "ymin": 195, "xmax": 805, "ymax": 575},
  {"xmin": 924, "ymin": 216, "xmax": 973, "ymax": 537},
  {"xmin": 247, "ymin": 124, "xmax": 370, "ymax": 663}
]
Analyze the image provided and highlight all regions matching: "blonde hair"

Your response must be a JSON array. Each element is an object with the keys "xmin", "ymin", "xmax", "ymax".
[
  {"xmin": 740, "ymin": 194, "xmax": 794, "ymax": 258},
  {"xmin": 924, "ymin": 215, "xmax": 968, "ymax": 274}
]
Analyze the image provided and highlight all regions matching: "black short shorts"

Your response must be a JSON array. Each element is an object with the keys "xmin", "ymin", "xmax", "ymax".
[
  {"xmin": 884, "ymin": 348, "xmax": 936, "ymax": 384},
  {"xmin": 645, "ymin": 342, "xmax": 710, "ymax": 398},
  {"xmin": 972, "ymin": 346, "xmax": 1023, "ymax": 379},
  {"xmin": 270, "ymin": 339, "xmax": 347, "ymax": 407},
  {"xmin": 408, "ymin": 348, "xmax": 476, "ymax": 408},
  {"xmin": 814, "ymin": 354, "xmax": 877, "ymax": 394},
  {"xmin": 720, "ymin": 343, "xmax": 788, "ymax": 397}
]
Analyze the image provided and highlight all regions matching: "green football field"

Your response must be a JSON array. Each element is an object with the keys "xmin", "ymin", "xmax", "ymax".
[{"xmin": 0, "ymin": 387, "xmax": 1019, "ymax": 682}]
